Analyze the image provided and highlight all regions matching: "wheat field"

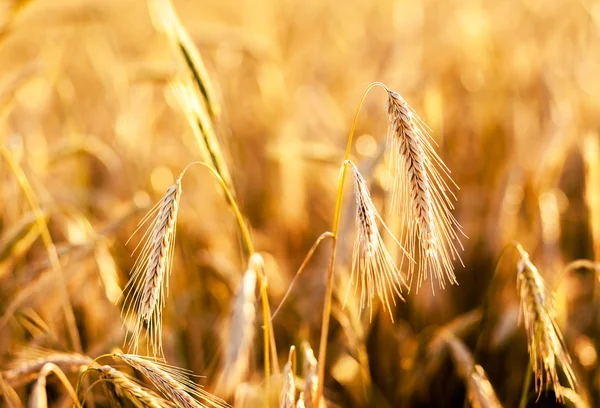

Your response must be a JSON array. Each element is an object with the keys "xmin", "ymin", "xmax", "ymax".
[{"xmin": 1, "ymin": 0, "xmax": 599, "ymax": 407}]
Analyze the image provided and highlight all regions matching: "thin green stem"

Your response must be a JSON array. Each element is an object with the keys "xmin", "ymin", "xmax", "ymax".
[
  {"xmin": 80, "ymin": 377, "xmax": 110, "ymax": 408},
  {"xmin": 272, "ymin": 231, "xmax": 333, "ymax": 320},
  {"xmin": 76, "ymin": 354, "xmax": 112, "ymax": 399},
  {"xmin": 519, "ymin": 361, "xmax": 533, "ymax": 408},
  {"xmin": 315, "ymin": 82, "xmax": 388, "ymax": 406}
]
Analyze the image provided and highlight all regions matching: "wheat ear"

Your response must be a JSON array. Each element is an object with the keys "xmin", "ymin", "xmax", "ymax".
[
  {"xmin": 220, "ymin": 256, "xmax": 258, "ymax": 397},
  {"xmin": 385, "ymin": 90, "xmax": 464, "ymax": 291},
  {"xmin": 117, "ymin": 354, "xmax": 229, "ymax": 408},
  {"xmin": 516, "ymin": 245, "xmax": 577, "ymax": 403},
  {"xmin": 170, "ymin": 80, "xmax": 233, "ymax": 190},
  {"xmin": 122, "ymin": 172, "xmax": 183, "ymax": 356},
  {"xmin": 2, "ymin": 351, "xmax": 92, "ymax": 387},
  {"xmin": 148, "ymin": 0, "xmax": 220, "ymax": 119},
  {"xmin": 99, "ymin": 365, "xmax": 172, "ymax": 408},
  {"xmin": 347, "ymin": 161, "xmax": 407, "ymax": 319}
]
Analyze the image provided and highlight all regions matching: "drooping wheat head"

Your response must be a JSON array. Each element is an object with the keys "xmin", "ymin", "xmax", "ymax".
[
  {"xmin": 117, "ymin": 353, "xmax": 229, "ymax": 408},
  {"xmin": 348, "ymin": 161, "xmax": 407, "ymax": 319},
  {"xmin": 516, "ymin": 245, "xmax": 577, "ymax": 402},
  {"xmin": 99, "ymin": 365, "xmax": 173, "ymax": 408},
  {"xmin": 219, "ymin": 259, "xmax": 258, "ymax": 397},
  {"xmin": 122, "ymin": 173, "xmax": 183, "ymax": 356},
  {"xmin": 385, "ymin": 90, "xmax": 464, "ymax": 291}
]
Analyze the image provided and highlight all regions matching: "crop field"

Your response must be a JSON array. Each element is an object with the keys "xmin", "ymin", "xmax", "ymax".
[{"xmin": 0, "ymin": 0, "xmax": 599, "ymax": 407}]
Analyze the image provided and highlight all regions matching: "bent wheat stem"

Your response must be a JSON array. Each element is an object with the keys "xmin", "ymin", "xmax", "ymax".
[
  {"xmin": 316, "ymin": 82, "xmax": 387, "ymax": 405},
  {"xmin": 272, "ymin": 231, "xmax": 334, "ymax": 320},
  {"xmin": 32, "ymin": 363, "xmax": 82, "ymax": 408}
]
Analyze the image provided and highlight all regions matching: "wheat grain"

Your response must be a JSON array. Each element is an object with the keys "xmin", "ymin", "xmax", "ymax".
[
  {"xmin": 516, "ymin": 245, "xmax": 577, "ymax": 403},
  {"xmin": 347, "ymin": 161, "xmax": 407, "ymax": 319},
  {"xmin": 117, "ymin": 354, "xmax": 229, "ymax": 408},
  {"xmin": 385, "ymin": 90, "xmax": 464, "ymax": 291},
  {"xmin": 122, "ymin": 173, "xmax": 183, "ymax": 356},
  {"xmin": 99, "ymin": 365, "xmax": 172, "ymax": 408},
  {"xmin": 220, "ymin": 257, "xmax": 258, "ymax": 397}
]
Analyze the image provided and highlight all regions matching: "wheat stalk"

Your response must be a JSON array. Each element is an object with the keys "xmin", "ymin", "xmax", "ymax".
[
  {"xmin": 385, "ymin": 90, "xmax": 464, "ymax": 291},
  {"xmin": 29, "ymin": 363, "xmax": 81, "ymax": 408},
  {"xmin": 347, "ymin": 161, "xmax": 407, "ymax": 319},
  {"xmin": 99, "ymin": 365, "xmax": 172, "ymax": 408},
  {"xmin": 122, "ymin": 173, "xmax": 183, "ymax": 356},
  {"xmin": 515, "ymin": 245, "xmax": 577, "ymax": 403},
  {"xmin": 116, "ymin": 354, "xmax": 228, "ymax": 408},
  {"xmin": 220, "ymin": 257, "xmax": 258, "ymax": 397}
]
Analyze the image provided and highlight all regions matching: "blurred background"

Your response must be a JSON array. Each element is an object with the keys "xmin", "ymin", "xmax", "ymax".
[{"xmin": 1, "ymin": 0, "xmax": 599, "ymax": 406}]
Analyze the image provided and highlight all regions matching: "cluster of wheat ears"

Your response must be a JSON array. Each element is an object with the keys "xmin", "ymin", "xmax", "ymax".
[{"xmin": 0, "ymin": 0, "xmax": 593, "ymax": 407}]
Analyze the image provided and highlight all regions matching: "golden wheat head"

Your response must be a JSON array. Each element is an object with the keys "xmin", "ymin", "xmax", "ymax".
[
  {"xmin": 516, "ymin": 245, "xmax": 577, "ymax": 403},
  {"xmin": 347, "ymin": 161, "xmax": 407, "ymax": 320},
  {"xmin": 122, "ymin": 173, "xmax": 183, "ymax": 356},
  {"xmin": 385, "ymin": 89, "xmax": 464, "ymax": 292},
  {"xmin": 148, "ymin": 0, "xmax": 221, "ymax": 119},
  {"xmin": 117, "ymin": 354, "xmax": 229, "ymax": 408},
  {"xmin": 99, "ymin": 365, "xmax": 173, "ymax": 408}
]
